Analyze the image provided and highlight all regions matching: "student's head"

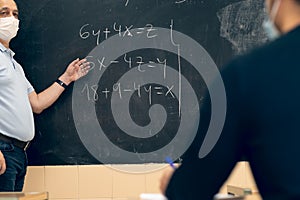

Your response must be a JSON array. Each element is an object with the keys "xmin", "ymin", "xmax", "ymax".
[
  {"xmin": 0, "ymin": 0, "xmax": 19, "ymax": 47},
  {"xmin": 264, "ymin": 0, "xmax": 300, "ymax": 39},
  {"xmin": 265, "ymin": 0, "xmax": 300, "ymax": 12}
]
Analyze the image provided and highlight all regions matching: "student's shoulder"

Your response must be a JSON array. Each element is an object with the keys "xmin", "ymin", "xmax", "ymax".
[
  {"xmin": 224, "ymin": 37, "xmax": 287, "ymax": 74},
  {"xmin": 230, "ymin": 27, "xmax": 300, "ymax": 69}
]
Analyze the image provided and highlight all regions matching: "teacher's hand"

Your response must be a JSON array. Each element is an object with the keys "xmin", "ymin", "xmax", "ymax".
[
  {"xmin": 0, "ymin": 151, "xmax": 6, "ymax": 175},
  {"xmin": 59, "ymin": 58, "xmax": 90, "ymax": 85}
]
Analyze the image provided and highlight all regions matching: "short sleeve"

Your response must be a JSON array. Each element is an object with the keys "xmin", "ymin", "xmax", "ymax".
[{"xmin": 26, "ymin": 78, "xmax": 35, "ymax": 94}]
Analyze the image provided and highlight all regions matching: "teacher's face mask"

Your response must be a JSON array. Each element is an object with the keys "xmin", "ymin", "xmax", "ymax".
[
  {"xmin": 0, "ymin": 16, "xmax": 19, "ymax": 42},
  {"xmin": 263, "ymin": 0, "xmax": 282, "ymax": 40}
]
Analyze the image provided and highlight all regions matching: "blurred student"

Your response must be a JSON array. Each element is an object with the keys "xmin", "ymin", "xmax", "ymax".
[{"xmin": 160, "ymin": 0, "xmax": 300, "ymax": 199}]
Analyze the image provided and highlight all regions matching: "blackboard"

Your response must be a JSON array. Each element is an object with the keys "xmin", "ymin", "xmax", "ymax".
[{"xmin": 11, "ymin": 0, "xmax": 267, "ymax": 165}]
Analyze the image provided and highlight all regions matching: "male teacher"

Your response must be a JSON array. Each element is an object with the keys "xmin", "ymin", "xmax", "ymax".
[
  {"xmin": 160, "ymin": 0, "xmax": 300, "ymax": 199},
  {"xmin": 0, "ymin": 0, "xmax": 90, "ymax": 191}
]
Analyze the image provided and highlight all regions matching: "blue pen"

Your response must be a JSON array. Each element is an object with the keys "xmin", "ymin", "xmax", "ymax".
[{"xmin": 165, "ymin": 157, "xmax": 177, "ymax": 170}]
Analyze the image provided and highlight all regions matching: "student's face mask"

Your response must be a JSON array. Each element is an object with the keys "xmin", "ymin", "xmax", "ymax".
[
  {"xmin": 0, "ymin": 16, "xmax": 19, "ymax": 42},
  {"xmin": 263, "ymin": 0, "xmax": 282, "ymax": 40}
]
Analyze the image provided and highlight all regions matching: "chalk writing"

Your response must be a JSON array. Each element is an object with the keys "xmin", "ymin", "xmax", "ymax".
[
  {"xmin": 170, "ymin": 19, "xmax": 182, "ymax": 116},
  {"xmin": 125, "ymin": 0, "xmax": 129, "ymax": 7},
  {"xmin": 125, "ymin": 0, "xmax": 188, "ymax": 7},
  {"xmin": 81, "ymin": 82, "xmax": 176, "ymax": 103},
  {"xmin": 175, "ymin": 0, "xmax": 187, "ymax": 3},
  {"xmin": 79, "ymin": 23, "xmax": 158, "ymax": 46},
  {"xmin": 80, "ymin": 19, "xmax": 183, "ymax": 114},
  {"xmin": 86, "ymin": 55, "xmax": 167, "ymax": 78}
]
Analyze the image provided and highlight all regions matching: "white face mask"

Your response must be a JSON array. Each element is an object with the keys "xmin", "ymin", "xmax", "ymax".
[
  {"xmin": 0, "ymin": 16, "xmax": 19, "ymax": 42},
  {"xmin": 263, "ymin": 0, "xmax": 281, "ymax": 40}
]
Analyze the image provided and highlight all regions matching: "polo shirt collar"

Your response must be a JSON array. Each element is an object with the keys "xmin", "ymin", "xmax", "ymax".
[{"xmin": 0, "ymin": 42, "xmax": 15, "ymax": 57}]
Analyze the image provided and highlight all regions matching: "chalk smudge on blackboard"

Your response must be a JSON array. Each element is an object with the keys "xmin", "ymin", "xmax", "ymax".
[{"xmin": 217, "ymin": 0, "xmax": 268, "ymax": 54}]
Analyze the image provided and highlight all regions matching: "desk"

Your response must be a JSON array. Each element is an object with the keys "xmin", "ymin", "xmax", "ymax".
[
  {"xmin": 244, "ymin": 194, "xmax": 261, "ymax": 200},
  {"xmin": 227, "ymin": 185, "xmax": 262, "ymax": 200},
  {"xmin": 0, "ymin": 192, "xmax": 48, "ymax": 200}
]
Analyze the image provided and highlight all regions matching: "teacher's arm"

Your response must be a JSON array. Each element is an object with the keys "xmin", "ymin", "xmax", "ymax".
[{"xmin": 29, "ymin": 58, "xmax": 90, "ymax": 114}]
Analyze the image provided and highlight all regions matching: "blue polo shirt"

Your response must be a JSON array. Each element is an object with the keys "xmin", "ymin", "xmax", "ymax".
[{"xmin": 0, "ymin": 42, "xmax": 35, "ymax": 141}]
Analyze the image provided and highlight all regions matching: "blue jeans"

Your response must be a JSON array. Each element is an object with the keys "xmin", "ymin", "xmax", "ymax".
[{"xmin": 0, "ymin": 140, "xmax": 28, "ymax": 191}]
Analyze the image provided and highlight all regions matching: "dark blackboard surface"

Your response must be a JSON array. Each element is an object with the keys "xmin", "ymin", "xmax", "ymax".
[{"xmin": 10, "ymin": 0, "xmax": 267, "ymax": 165}]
